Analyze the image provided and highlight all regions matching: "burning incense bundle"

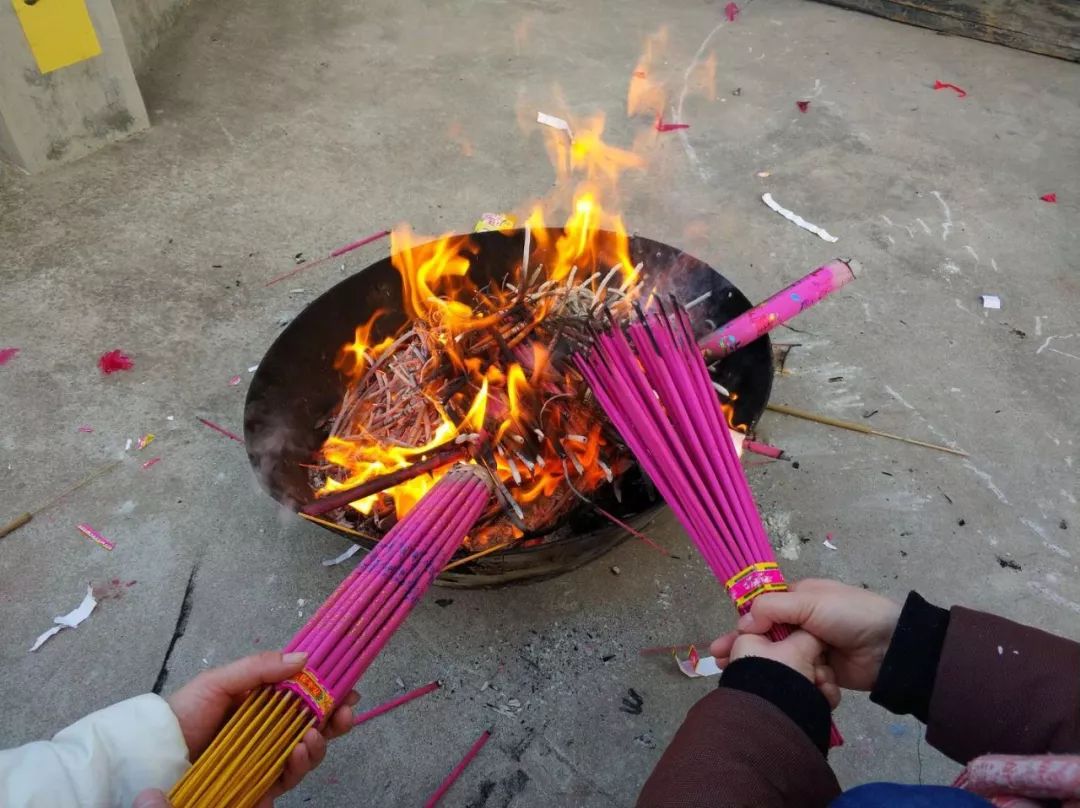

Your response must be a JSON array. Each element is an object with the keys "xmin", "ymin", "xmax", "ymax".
[
  {"xmin": 576, "ymin": 303, "xmax": 842, "ymax": 746},
  {"xmin": 169, "ymin": 465, "xmax": 492, "ymax": 808}
]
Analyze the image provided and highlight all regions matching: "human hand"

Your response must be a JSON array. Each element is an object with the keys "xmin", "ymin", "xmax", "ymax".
[
  {"xmin": 712, "ymin": 579, "xmax": 901, "ymax": 692},
  {"xmin": 165, "ymin": 651, "xmax": 358, "ymax": 804},
  {"xmin": 710, "ymin": 628, "xmax": 841, "ymax": 709}
]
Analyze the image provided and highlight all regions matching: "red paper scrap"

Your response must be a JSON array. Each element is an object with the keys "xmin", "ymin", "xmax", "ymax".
[
  {"xmin": 1040, "ymin": 193, "xmax": 1057, "ymax": 203},
  {"xmin": 933, "ymin": 80, "xmax": 967, "ymax": 98},
  {"xmin": 0, "ymin": 347, "xmax": 19, "ymax": 366},
  {"xmin": 796, "ymin": 100, "xmax": 810, "ymax": 113},
  {"xmin": 77, "ymin": 425, "xmax": 94, "ymax": 433},
  {"xmin": 98, "ymin": 350, "xmax": 133, "ymax": 374},
  {"xmin": 725, "ymin": 2, "xmax": 740, "ymax": 22},
  {"xmin": 655, "ymin": 114, "xmax": 690, "ymax": 133},
  {"xmin": 141, "ymin": 456, "xmax": 161, "ymax": 470},
  {"xmin": 228, "ymin": 374, "xmax": 242, "ymax": 386}
]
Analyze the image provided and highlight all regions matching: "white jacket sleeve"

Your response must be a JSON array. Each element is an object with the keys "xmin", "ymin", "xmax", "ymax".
[{"xmin": 0, "ymin": 693, "xmax": 190, "ymax": 808}]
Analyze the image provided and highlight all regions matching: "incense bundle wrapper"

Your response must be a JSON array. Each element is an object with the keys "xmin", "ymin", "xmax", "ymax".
[
  {"xmin": 169, "ymin": 465, "xmax": 492, "ymax": 808},
  {"xmin": 577, "ymin": 303, "xmax": 842, "ymax": 747},
  {"xmin": 699, "ymin": 259, "xmax": 855, "ymax": 362}
]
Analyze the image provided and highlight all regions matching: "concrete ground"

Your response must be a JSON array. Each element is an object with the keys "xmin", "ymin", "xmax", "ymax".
[{"xmin": 2, "ymin": 0, "xmax": 1078, "ymax": 804}]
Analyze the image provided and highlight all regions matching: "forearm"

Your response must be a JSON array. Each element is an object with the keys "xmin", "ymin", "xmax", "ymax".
[
  {"xmin": 638, "ymin": 658, "xmax": 840, "ymax": 808},
  {"xmin": 871, "ymin": 592, "xmax": 1080, "ymax": 763},
  {"xmin": 0, "ymin": 694, "xmax": 189, "ymax": 807}
]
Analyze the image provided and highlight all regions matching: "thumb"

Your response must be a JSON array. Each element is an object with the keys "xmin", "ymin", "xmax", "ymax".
[
  {"xmin": 738, "ymin": 591, "xmax": 817, "ymax": 635},
  {"xmin": 202, "ymin": 651, "xmax": 309, "ymax": 697},
  {"xmin": 132, "ymin": 788, "xmax": 172, "ymax": 808}
]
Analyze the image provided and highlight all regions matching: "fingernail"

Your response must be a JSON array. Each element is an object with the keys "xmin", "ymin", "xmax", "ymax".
[
  {"xmin": 283, "ymin": 651, "xmax": 308, "ymax": 665},
  {"xmin": 737, "ymin": 613, "xmax": 754, "ymax": 630}
]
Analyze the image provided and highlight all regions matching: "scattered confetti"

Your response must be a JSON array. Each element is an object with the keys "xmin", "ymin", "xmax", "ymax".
[
  {"xmin": 76, "ymin": 523, "xmax": 115, "ymax": 551},
  {"xmin": 724, "ymin": 2, "xmax": 740, "ymax": 22},
  {"xmin": 1040, "ymin": 193, "xmax": 1057, "ymax": 203},
  {"xmin": 229, "ymin": 375, "xmax": 242, "ymax": 386},
  {"xmin": 30, "ymin": 586, "xmax": 98, "ymax": 652},
  {"xmin": 0, "ymin": 347, "xmax": 19, "ymax": 366},
  {"xmin": 655, "ymin": 114, "xmax": 690, "ymax": 133},
  {"xmin": 137, "ymin": 433, "xmax": 155, "ymax": 450},
  {"xmin": 536, "ymin": 111, "xmax": 573, "ymax": 140},
  {"xmin": 98, "ymin": 350, "xmax": 134, "ymax": 374},
  {"xmin": 77, "ymin": 425, "xmax": 94, "ymax": 433},
  {"xmin": 141, "ymin": 457, "xmax": 161, "ymax": 470},
  {"xmin": 823, "ymin": 533, "xmax": 838, "ymax": 551},
  {"xmin": 124, "ymin": 438, "xmax": 133, "ymax": 451},
  {"xmin": 796, "ymin": 100, "xmax": 810, "ymax": 113},
  {"xmin": 761, "ymin": 193, "xmax": 838, "ymax": 242},
  {"xmin": 933, "ymin": 80, "xmax": 967, "ymax": 98},
  {"xmin": 980, "ymin": 294, "xmax": 1002, "ymax": 310}
]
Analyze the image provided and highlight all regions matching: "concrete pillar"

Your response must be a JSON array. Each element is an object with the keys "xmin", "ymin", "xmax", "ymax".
[{"xmin": 0, "ymin": 0, "xmax": 149, "ymax": 173}]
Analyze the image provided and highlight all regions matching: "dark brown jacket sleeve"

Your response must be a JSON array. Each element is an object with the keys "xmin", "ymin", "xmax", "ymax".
[
  {"xmin": 637, "ymin": 659, "xmax": 840, "ymax": 808},
  {"xmin": 926, "ymin": 605, "xmax": 1080, "ymax": 763}
]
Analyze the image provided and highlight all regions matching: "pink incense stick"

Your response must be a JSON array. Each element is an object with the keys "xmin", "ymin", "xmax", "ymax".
[
  {"xmin": 353, "ymin": 680, "xmax": 441, "ymax": 726},
  {"xmin": 743, "ymin": 439, "xmax": 784, "ymax": 460},
  {"xmin": 196, "ymin": 417, "xmax": 244, "ymax": 444},
  {"xmin": 264, "ymin": 229, "xmax": 390, "ymax": 287},
  {"xmin": 424, "ymin": 729, "xmax": 492, "ymax": 808},
  {"xmin": 275, "ymin": 466, "xmax": 492, "ymax": 716},
  {"xmin": 577, "ymin": 303, "xmax": 843, "ymax": 747},
  {"xmin": 699, "ymin": 259, "xmax": 855, "ymax": 362}
]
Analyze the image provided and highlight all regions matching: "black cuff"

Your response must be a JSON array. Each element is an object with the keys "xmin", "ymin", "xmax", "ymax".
[
  {"xmin": 870, "ymin": 591, "xmax": 950, "ymax": 723},
  {"xmin": 719, "ymin": 657, "xmax": 831, "ymax": 756}
]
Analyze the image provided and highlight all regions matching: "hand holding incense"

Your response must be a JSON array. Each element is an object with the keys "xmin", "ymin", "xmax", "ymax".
[
  {"xmin": 576, "ymin": 302, "xmax": 843, "ymax": 747},
  {"xmin": 169, "ymin": 465, "xmax": 492, "ymax": 808}
]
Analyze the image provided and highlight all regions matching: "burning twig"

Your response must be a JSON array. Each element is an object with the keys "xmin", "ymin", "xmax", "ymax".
[{"xmin": 303, "ymin": 443, "xmax": 473, "ymax": 516}]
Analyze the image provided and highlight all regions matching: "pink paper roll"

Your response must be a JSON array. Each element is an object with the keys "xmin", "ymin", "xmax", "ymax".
[{"xmin": 699, "ymin": 259, "xmax": 855, "ymax": 362}]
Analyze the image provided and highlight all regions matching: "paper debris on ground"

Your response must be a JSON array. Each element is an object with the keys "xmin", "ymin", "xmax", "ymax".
[
  {"xmin": 77, "ymin": 425, "xmax": 94, "ymax": 433},
  {"xmin": 676, "ymin": 645, "xmax": 723, "ymax": 678},
  {"xmin": 76, "ymin": 523, "xmax": 115, "ymax": 551},
  {"xmin": 229, "ymin": 375, "xmax": 242, "ymax": 386},
  {"xmin": 761, "ymin": 193, "xmax": 838, "ymax": 242},
  {"xmin": 796, "ymin": 101, "xmax": 810, "ymax": 113},
  {"xmin": 980, "ymin": 295, "xmax": 1001, "ymax": 310},
  {"xmin": 537, "ymin": 111, "xmax": 573, "ymax": 140},
  {"xmin": 933, "ymin": 80, "xmax": 967, "ymax": 98},
  {"xmin": 0, "ymin": 347, "xmax": 19, "ymax": 366},
  {"xmin": 137, "ymin": 433, "xmax": 155, "ymax": 450},
  {"xmin": 247, "ymin": 365, "xmax": 259, "ymax": 373},
  {"xmin": 724, "ymin": 2, "xmax": 740, "ymax": 21},
  {"xmin": 98, "ymin": 350, "xmax": 134, "ymax": 374},
  {"xmin": 474, "ymin": 213, "xmax": 516, "ymax": 232},
  {"xmin": 1040, "ymin": 193, "xmax": 1057, "ymax": 203},
  {"xmin": 30, "ymin": 586, "xmax": 98, "ymax": 652},
  {"xmin": 141, "ymin": 457, "xmax": 161, "ymax": 470},
  {"xmin": 322, "ymin": 543, "xmax": 362, "ymax": 566},
  {"xmin": 823, "ymin": 534, "xmax": 838, "ymax": 550}
]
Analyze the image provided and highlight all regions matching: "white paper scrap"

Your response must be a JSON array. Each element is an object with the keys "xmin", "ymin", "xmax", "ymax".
[
  {"xmin": 761, "ymin": 193, "xmax": 838, "ymax": 243},
  {"xmin": 322, "ymin": 543, "xmax": 361, "ymax": 567},
  {"xmin": 728, "ymin": 428, "xmax": 746, "ymax": 458},
  {"xmin": 677, "ymin": 655, "xmax": 723, "ymax": 678},
  {"xmin": 823, "ymin": 539, "xmax": 839, "ymax": 551},
  {"xmin": 30, "ymin": 585, "xmax": 98, "ymax": 652},
  {"xmin": 980, "ymin": 295, "xmax": 1001, "ymax": 310},
  {"xmin": 537, "ymin": 112, "xmax": 573, "ymax": 141}
]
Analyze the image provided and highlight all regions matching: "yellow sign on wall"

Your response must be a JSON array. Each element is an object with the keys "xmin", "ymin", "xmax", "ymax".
[{"xmin": 11, "ymin": 0, "xmax": 102, "ymax": 74}]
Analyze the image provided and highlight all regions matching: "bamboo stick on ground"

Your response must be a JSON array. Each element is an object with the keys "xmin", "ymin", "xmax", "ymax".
[
  {"xmin": 765, "ymin": 403, "xmax": 967, "ymax": 457},
  {"xmin": 0, "ymin": 459, "xmax": 123, "ymax": 540}
]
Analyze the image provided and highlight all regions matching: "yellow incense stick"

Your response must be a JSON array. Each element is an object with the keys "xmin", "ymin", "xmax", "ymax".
[{"xmin": 766, "ymin": 403, "xmax": 967, "ymax": 457}]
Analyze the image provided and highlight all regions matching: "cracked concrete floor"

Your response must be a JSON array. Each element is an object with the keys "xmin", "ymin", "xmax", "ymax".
[{"xmin": 1, "ymin": 0, "xmax": 1078, "ymax": 805}]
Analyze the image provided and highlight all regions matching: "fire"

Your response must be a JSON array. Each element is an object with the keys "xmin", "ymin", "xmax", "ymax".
[{"xmin": 312, "ymin": 62, "xmax": 741, "ymax": 546}]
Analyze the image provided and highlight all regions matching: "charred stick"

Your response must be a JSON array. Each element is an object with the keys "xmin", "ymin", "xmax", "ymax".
[{"xmin": 302, "ymin": 444, "xmax": 470, "ymax": 516}]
